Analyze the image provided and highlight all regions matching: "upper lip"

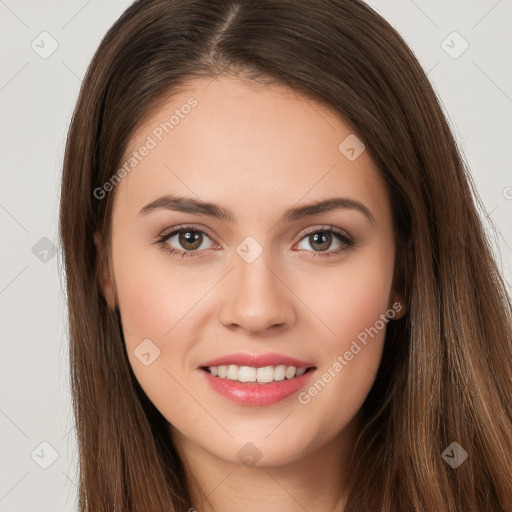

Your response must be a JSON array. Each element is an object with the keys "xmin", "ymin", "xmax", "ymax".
[{"xmin": 200, "ymin": 352, "xmax": 315, "ymax": 369}]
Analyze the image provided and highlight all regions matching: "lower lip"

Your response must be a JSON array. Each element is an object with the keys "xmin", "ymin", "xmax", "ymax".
[{"xmin": 200, "ymin": 368, "xmax": 316, "ymax": 406}]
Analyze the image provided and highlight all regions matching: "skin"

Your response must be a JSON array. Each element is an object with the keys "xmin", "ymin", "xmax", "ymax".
[{"xmin": 97, "ymin": 74, "xmax": 406, "ymax": 512}]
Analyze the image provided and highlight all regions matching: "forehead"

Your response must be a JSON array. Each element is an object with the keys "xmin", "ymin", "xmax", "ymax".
[{"xmin": 114, "ymin": 75, "xmax": 390, "ymax": 223}]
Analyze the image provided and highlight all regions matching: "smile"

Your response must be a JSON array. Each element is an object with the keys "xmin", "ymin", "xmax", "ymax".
[
  {"xmin": 199, "ymin": 365, "xmax": 317, "ymax": 406},
  {"xmin": 204, "ymin": 364, "xmax": 311, "ymax": 383}
]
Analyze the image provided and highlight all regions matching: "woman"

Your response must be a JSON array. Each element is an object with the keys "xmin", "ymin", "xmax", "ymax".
[{"xmin": 59, "ymin": 0, "xmax": 512, "ymax": 510}]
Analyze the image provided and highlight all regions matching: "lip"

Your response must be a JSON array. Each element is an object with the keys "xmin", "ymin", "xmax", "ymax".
[
  {"xmin": 200, "ymin": 367, "xmax": 317, "ymax": 406},
  {"xmin": 199, "ymin": 352, "xmax": 314, "ymax": 369}
]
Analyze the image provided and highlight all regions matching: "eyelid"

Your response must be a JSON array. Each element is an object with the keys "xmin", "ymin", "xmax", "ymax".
[
  {"xmin": 158, "ymin": 223, "xmax": 219, "ymax": 244},
  {"xmin": 296, "ymin": 224, "xmax": 352, "ymax": 242},
  {"xmin": 157, "ymin": 224, "xmax": 352, "ymax": 245}
]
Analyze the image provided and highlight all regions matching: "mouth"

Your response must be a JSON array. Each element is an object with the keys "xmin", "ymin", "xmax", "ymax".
[
  {"xmin": 198, "ymin": 352, "xmax": 317, "ymax": 405},
  {"xmin": 200, "ymin": 364, "xmax": 316, "ymax": 384}
]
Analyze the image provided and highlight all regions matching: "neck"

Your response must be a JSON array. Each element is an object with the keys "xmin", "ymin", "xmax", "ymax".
[{"xmin": 170, "ymin": 412, "xmax": 361, "ymax": 512}]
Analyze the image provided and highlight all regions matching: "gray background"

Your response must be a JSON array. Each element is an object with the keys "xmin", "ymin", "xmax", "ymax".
[{"xmin": 0, "ymin": 1, "xmax": 511, "ymax": 510}]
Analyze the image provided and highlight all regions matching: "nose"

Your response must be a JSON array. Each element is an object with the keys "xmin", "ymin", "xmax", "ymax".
[{"xmin": 218, "ymin": 249, "xmax": 297, "ymax": 335}]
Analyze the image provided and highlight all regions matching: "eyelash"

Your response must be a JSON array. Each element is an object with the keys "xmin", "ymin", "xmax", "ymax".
[{"xmin": 155, "ymin": 224, "xmax": 356, "ymax": 259}]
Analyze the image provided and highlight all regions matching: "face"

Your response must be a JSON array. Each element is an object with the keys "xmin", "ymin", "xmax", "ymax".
[{"xmin": 98, "ymin": 75, "xmax": 404, "ymax": 468}]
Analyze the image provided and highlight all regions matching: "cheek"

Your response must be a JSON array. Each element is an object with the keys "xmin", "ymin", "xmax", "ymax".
[
  {"xmin": 111, "ymin": 248, "xmax": 209, "ymax": 426},
  {"xmin": 110, "ymin": 241, "xmax": 203, "ymax": 391},
  {"xmin": 293, "ymin": 239, "xmax": 395, "ymax": 421},
  {"xmin": 113, "ymin": 241, "xmax": 208, "ymax": 342},
  {"xmin": 300, "ymin": 236, "xmax": 395, "ymax": 353}
]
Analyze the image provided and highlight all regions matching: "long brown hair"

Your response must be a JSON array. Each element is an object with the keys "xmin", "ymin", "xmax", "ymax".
[{"xmin": 59, "ymin": 0, "xmax": 512, "ymax": 510}]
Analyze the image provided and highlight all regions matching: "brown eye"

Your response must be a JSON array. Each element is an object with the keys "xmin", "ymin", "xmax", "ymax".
[
  {"xmin": 159, "ymin": 227, "xmax": 216, "ymax": 255},
  {"xmin": 178, "ymin": 230, "xmax": 203, "ymax": 250},
  {"xmin": 308, "ymin": 231, "xmax": 333, "ymax": 252},
  {"xmin": 295, "ymin": 227, "xmax": 355, "ymax": 258}
]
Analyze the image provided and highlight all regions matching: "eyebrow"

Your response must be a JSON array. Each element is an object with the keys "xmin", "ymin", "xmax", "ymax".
[{"xmin": 138, "ymin": 194, "xmax": 375, "ymax": 224}]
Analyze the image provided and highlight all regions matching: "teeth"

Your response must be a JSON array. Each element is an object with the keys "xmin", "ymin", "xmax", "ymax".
[
  {"xmin": 274, "ymin": 365, "xmax": 286, "ymax": 381},
  {"xmin": 206, "ymin": 364, "xmax": 309, "ymax": 383},
  {"xmin": 256, "ymin": 366, "xmax": 274, "ymax": 383},
  {"xmin": 285, "ymin": 366, "xmax": 296, "ymax": 379},
  {"xmin": 227, "ymin": 364, "xmax": 238, "ymax": 380},
  {"xmin": 239, "ymin": 366, "xmax": 256, "ymax": 382}
]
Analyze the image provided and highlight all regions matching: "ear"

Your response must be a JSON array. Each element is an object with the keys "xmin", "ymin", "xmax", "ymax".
[
  {"xmin": 94, "ymin": 232, "xmax": 116, "ymax": 310},
  {"xmin": 387, "ymin": 237, "xmax": 413, "ymax": 320},
  {"xmin": 387, "ymin": 291, "xmax": 408, "ymax": 320}
]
